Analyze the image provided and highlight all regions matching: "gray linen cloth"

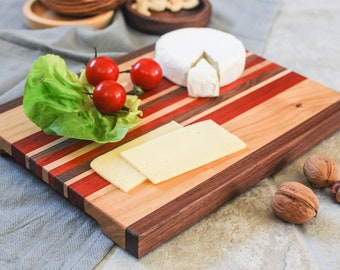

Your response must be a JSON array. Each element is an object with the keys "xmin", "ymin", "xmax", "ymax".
[{"xmin": 0, "ymin": 0, "xmax": 282, "ymax": 269}]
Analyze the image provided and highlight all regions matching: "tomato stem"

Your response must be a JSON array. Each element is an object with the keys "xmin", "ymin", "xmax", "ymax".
[
  {"xmin": 119, "ymin": 69, "xmax": 131, "ymax": 73},
  {"xmin": 129, "ymin": 85, "xmax": 144, "ymax": 96}
]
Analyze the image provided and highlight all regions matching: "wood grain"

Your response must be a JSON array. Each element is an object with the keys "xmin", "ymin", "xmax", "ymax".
[{"xmin": 1, "ymin": 45, "xmax": 339, "ymax": 258}]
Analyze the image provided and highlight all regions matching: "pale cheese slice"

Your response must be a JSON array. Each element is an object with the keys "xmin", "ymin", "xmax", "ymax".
[
  {"xmin": 187, "ymin": 58, "xmax": 219, "ymax": 97},
  {"xmin": 90, "ymin": 121, "xmax": 183, "ymax": 192},
  {"xmin": 121, "ymin": 120, "xmax": 247, "ymax": 184}
]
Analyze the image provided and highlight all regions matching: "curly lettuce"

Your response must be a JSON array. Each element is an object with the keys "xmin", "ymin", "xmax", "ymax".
[{"xmin": 23, "ymin": 54, "xmax": 142, "ymax": 143}]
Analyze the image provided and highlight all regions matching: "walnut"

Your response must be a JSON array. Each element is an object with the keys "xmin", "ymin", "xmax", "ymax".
[
  {"xmin": 330, "ymin": 181, "xmax": 340, "ymax": 203},
  {"xmin": 271, "ymin": 181, "xmax": 319, "ymax": 224},
  {"xmin": 303, "ymin": 154, "xmax": 339, "ymax": 188}
]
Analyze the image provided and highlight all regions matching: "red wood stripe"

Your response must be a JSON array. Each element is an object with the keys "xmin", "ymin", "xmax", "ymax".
[
  {"xmin": 12, "ymin": 131, "xmax": 61, "ymax": 153},
  {"xmin": 136, "ymin": 79, "xmax": 175, "ymax": 99},
  {"xmin": 141, "ymin": 87, "xmax": 187, "ymax": 117},
  {"xmin": 67, "ymin": 173, "xmax": 110, "ymax": 209},
  {"xmin": 197, "ymin": 72, "xmax": 306, "ymax": 124},
  {"xmin": 244, "ymin": 54, "xmax": 266, "ymax": 69}
]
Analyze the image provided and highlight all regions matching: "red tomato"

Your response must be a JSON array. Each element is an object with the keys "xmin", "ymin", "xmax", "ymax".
[
  {"xmin": 92, "ymin": 80, "xmax": 126, "ymax": 115},
  {"xmin": 86, "ymin": 56, "xmax": 119, "ymax": 86},
  {"xmin": 130, "ymin": 58, "xmax": 163, "ymax": 90}
]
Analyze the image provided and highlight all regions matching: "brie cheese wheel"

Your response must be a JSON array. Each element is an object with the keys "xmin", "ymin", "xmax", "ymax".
[{"xmin": 154, "ymin": 27, "xmax": 246, "ymax": 97}]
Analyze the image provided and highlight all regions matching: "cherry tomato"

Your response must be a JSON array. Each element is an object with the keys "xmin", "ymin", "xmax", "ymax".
[
  {"xmin": 130, "ymin": 58, "xmax": 163, "ymax": 90},
  {"xmin": 92, "ymin": 80, "xmax": 126, "ymax": 115},
  {"xmin": 86, "ymin": 56, "xmax": 119, "ymax": 86}
]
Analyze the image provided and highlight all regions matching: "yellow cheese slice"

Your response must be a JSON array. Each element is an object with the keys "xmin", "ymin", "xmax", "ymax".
[
  {"xmin": 121, "ymin": 120, "xmax": 247, "ymax": 184},
  {"xmin": 90, "ymin": 121, "xmax": 183, "ymax": 192}
]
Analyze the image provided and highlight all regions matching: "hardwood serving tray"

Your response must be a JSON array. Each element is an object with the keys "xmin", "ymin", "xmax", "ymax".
[{"xmin": 1, "ymin": 45, "xmax": 339, "ymax": 258}]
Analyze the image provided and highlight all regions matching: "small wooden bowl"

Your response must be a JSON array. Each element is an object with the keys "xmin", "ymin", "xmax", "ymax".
[
  {"xmin": 122, "ymin": 0, "xmax": 212, "ymax": 35},
  {"xmin": 23, "ymin": 0, "xmax": 115, "ymax": 29},
  {"xmin": 40, "ymin": 0, "xmax": 125, "ymax": 17}
]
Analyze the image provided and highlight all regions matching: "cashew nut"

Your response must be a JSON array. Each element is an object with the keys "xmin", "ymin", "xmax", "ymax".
[{"xmin": 131, "ymin": 0, "xmax": 200, "ymax": 16}]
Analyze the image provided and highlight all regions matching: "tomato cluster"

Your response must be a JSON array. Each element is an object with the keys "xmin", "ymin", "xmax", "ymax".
[{"xmin": 85, "ymin": 54, "xmax": 163, "ymax": 115}]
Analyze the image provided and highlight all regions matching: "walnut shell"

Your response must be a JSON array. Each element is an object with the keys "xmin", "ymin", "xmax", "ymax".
[
  {"xmin": 271, "ymin": 182, "xmax": 319, "ymax": 224},
  {"xmin": 303, "ymin": 154, "xmax": 339, "ymax": 188},
  {"xmin": 330, "ymin": 181, "xmax": 340, "ymax": 203}
]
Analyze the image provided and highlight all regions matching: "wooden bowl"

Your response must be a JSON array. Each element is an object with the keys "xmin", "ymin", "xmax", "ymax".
[
  {"xmin": 23, "ymin": 0, "xmax": 115, "ymax": 29},
  {"xmin": 122, "ymin": 0, "xmax": 212, "ymax": 35},
  {"xmin": 40, "ymin": 0, "xmax": 125, "ymax": 17}
]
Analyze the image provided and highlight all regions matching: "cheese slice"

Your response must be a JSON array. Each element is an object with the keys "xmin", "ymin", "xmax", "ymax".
[
  {"xmin": 90, "ymin": 121, "xmax": 183, "ymax": 192},
  {"xmin": 187, "ymin": 58, "xmax": 219, "ymax": 97},
  {"xmin": 121, "ymin": 120, "xmax": 247, "ymax": 184}
]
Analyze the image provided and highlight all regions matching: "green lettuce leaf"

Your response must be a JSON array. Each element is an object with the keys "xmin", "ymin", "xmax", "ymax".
[{"xmin": 23, "ymin": 54, "xmax": 142, "ymax": 143}]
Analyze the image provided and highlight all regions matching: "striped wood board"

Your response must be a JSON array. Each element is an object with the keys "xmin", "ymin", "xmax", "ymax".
[{"xmin": 1, "ymin": 45, "xmax": 340, "ymax": 258}]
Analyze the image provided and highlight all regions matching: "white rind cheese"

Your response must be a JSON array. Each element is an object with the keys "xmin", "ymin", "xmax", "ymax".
[
  {"xmin": 121, "ymin": 120, "xmax": 247, "ymax": 184},
  {"xmin": 187, "ymin": 58, "xmax": 219, "ymax": 97},
  {"xmin": 154, "ymin": 27, "xmax": 246, "ymax": 97},
  {"xmin": 90, "ymin": 121, "xmax": 183, "ymax": 192}
]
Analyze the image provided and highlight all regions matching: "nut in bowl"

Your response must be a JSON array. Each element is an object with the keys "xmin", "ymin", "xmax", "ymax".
[
  {"xmin": 122, "ymin": 0, "xmax": 212, "ymax": 34},
  {"xmin": 40, "ymin": 0, "xmax": 125, "ymax": 17}
]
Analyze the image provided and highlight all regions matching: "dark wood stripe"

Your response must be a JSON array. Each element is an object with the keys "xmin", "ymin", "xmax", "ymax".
[
  {"xmin": 0, "ymin": 97, "xmax": 22, "ymax": 113},
  {"xmin": 32, "ymin": 139, "xmax": 91, "ymax": 179}
]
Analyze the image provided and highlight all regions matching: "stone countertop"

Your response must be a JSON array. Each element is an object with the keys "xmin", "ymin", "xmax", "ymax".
[{"xmin": 96, "ymin": 1, "xmax": 340, "ymax": 269}]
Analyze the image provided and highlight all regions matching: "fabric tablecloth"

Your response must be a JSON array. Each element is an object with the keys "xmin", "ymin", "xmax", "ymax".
[{"xmin": 0, "ymin": 0, "xmax": 283, "ymax": 269}]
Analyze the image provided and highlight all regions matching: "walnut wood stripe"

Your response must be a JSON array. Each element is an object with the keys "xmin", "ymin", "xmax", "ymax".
[
  {"xmin": 0, "ymin": 97, "xmax": 22, "ymax": 113},
  {"xmin": 25, "ymin": 137, "xmax": 68, "ymax": 168}
]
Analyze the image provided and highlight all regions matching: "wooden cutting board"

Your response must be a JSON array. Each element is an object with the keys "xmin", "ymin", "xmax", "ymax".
[{"xmin": 1, "ymin": 45, "xmax": 339, "ymax": 258}]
